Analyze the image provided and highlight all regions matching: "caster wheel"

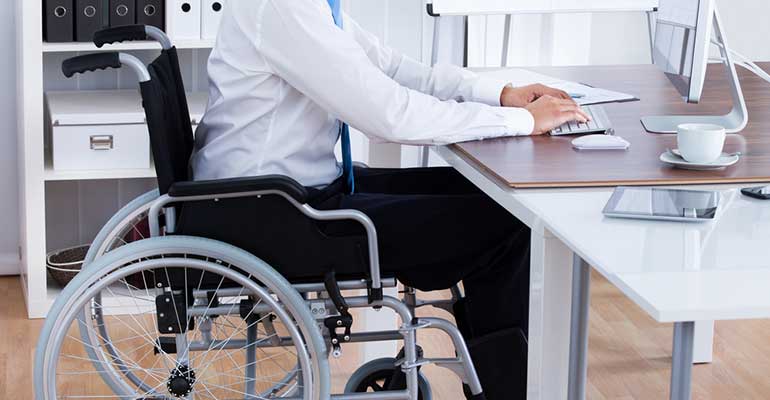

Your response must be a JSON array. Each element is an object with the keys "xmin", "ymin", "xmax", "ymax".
[{"xmin": 344, "ymin": 357, "xmax": 432, "ymax": 400}]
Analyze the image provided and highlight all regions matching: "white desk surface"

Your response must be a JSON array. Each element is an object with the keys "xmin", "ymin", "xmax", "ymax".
[{"xmin": 437, "ymin": 146, "xmax": 770, "ymax": 324}]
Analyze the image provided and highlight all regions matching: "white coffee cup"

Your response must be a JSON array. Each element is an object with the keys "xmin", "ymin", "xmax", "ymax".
[{"xmin": 677, "ymin": 123, "xmax": 726, "ymax": 164}]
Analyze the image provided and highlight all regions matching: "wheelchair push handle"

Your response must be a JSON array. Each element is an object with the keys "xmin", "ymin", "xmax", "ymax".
[
  {"xmin": 62, "ymin": 53, "xmax": 151, "ymax": 83},
  {"xmin": 94, "ymin": 25, "xmax": 173, "ymax": 50},
  {"xmin": 94, "ymin": 25, "xmax": 147, "ymax": 46},
  {"xmin": 62, "ymin": 53, "xmax": 121, "ymax": 78}
]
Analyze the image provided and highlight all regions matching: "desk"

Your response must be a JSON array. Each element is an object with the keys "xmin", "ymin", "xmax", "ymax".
[
  {"xmin": 435, "ymin": 63, "xmax": 770, "ymax": 400},
  {"xmin": 457, "ymin": 64, "xmax": 770, "ymax": 188}
]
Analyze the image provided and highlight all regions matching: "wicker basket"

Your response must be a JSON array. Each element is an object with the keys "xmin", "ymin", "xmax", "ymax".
[{"xmin": 47, "ymin": 245, "xmax": 90, "ymax": 287}]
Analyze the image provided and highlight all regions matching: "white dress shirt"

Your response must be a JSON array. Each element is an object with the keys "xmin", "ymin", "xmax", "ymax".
[{"xmin": 191, "ymin": 0, "xmax": 535, "ymax": 187}]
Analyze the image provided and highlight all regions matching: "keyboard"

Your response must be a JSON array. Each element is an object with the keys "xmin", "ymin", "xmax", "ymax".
[{"xmin": 550, "ymin": 105, "xmax": 612, "ymax": 136}]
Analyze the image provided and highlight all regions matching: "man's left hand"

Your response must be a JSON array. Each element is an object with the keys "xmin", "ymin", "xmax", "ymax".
[{"xmin": 501, "ymin": 84, "xmax": 572, "ymax": 108}]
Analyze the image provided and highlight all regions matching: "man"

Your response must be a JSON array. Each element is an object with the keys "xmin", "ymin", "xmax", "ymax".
[{"xmin": 192, "ymin": 1, "xmax": 589, "ymax": 398}]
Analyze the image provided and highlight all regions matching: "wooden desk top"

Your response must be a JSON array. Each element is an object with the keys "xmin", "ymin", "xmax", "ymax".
[{"xmin": 454, "ymin": 63, "xmax": 770, "ymax": 188}]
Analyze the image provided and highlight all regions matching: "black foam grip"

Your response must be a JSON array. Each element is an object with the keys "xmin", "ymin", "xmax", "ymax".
[
  {"xmin": 93, "ymin": 25, "xmax": 148, "ymax": 48},
  {"xmin": 62, "ymin": 53, "xmax": 122, "ymax": 78}
]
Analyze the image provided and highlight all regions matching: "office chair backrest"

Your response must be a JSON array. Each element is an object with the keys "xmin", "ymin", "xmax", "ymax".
[{"xmin": 139, "ymin": 47, "xmax": 196, "ymax": 195}]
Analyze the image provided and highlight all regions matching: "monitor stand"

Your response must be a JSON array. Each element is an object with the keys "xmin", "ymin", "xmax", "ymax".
[{"xmin": 642, "ymin": 8, "xmax": 748, "ymax": 134}]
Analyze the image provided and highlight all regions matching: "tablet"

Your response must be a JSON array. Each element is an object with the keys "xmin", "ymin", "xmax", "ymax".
[{"xmin": 603, "ymin": 187, "xmax": 720, "ymax": 222}]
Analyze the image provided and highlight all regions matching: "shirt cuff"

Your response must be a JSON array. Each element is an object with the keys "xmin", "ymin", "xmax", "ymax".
[
  {"xmin": 495, "ymin": 106, "xmax": 535, "ymax": 136},
  {"xmin": 471, "ymin": 76, "xmax": 511, "ymax": 106}
]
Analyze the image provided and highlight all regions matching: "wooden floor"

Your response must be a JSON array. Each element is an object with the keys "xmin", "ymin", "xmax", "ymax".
[{"xmin": 4, "ymin": 273, "xmax": 770, "ymax": 399}]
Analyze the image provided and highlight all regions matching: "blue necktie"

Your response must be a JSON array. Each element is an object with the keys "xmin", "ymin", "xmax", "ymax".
[{"xmin": 328, "ymin": 0, "xmax": 355, "ymax": 193}]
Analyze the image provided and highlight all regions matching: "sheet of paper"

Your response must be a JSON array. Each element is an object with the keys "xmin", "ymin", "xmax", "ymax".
[{"xmin": 478, "ymin": 68, "xmax": 639, "ymax": 106}]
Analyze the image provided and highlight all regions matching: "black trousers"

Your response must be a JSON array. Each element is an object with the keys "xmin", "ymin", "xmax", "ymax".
[{"xmin": 309, "ymin": 167, "xmax": 530, "ymax": 399}]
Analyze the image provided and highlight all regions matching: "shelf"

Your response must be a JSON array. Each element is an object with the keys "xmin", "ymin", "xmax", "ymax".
[
  {"xmin": 45, "ymin": 158, "xmax": 156, "ymax": 181},
  {"xmin": 46, "ymin": 275, "xmax": 156, "ymax": 315},
  {"xmin": 42, "ymin": 39, "xmax": 216, "ymax": 53}
]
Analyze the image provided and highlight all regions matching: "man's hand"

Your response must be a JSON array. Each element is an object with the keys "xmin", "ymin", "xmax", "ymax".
[
  {"xmin": 524, "ymin": 95, "xmax": 591, "ymax": 136},
  {"xmin": 501, "ymin": 83, "xmax": 572, "ymax": 108}
]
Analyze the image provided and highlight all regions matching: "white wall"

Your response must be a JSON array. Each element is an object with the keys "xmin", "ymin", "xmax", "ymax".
[
  {"xmin": 468, "ymin": 0, "xmax": 770, "ymax": 68},
  {"xmin": 0, "ymin": 5, "xmax": 18, "ymax": 275}
]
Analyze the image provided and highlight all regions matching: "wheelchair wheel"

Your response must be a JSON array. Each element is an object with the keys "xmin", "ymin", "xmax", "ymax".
[
  {"xmin": 68, "ymin": 190, "xmax": 301, "ymax": 397},
  {"xmin": 35, "ymin": 236, "xmax": 330, "ymax": 399},
  {"xmin": 344, "ymin": 357, "xmax": 433, "ymax": 400}
]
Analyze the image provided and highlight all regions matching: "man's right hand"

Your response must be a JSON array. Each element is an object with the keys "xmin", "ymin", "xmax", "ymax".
[{"xmin": 524, "ymin": 95, "xmax": 591, "ymax": 136}]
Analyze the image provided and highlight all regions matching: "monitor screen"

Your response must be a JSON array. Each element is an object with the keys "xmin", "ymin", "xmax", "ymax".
[
  {"xmin": 642, "ymin": 0, "xmax": 744, "ymax": 134},
  {"xmin": 652, "ymin": 0, "xmax": 703, "ymax": 100}
]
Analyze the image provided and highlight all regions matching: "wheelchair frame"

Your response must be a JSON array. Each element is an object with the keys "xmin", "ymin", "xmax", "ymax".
[
  {"xmin": 149, "ymin": 190, "xmax": 483, "ymax": 399},
  {"xmin": 36, "ymin": 25, "xmax": 486, "ymax": 400}
]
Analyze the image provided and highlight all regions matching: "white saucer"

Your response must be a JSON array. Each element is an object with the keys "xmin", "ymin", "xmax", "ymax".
[{"xmin": 660, "ymin": 150, "xmax": 740, "ymax": 170}]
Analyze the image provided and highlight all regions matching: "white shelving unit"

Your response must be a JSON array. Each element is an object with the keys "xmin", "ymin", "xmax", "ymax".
[
  {"xmin": 16, "ymin": 1, "xmax": 213, "ymax": 318},
  {"xmin": 44, "ymin": 159, "xmax": 158, "ymax": 181},
  {"xmin": 42, "ymin": 38, "xmax": 216, "ymax": 53}
]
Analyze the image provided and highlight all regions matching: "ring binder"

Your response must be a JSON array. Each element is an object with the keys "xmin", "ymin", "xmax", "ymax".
[
  {"xmin": 109, "ymin": 0, "xmax": 136, "ymax": 28},
  {"xmin": 75, "ymin": 0, "xmax": 107, "ymax": 42},
  {"xmin": 202, "ymin": 0, "xmax": 226, "ymax": 40},
  {"xmin": 137, "ymin": 0, "xmax": 165, "ymax": 31},
  {"xmin": 45, "ymin": 0, "xmax": 75, "ymax": 42},
  {"xmin": 169, "ymin": 0, "xmax": 202, "ymax": 40}
]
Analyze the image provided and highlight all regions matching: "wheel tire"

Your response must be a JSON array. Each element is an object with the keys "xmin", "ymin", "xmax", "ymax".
[
  {"xmin": 35, "ymin": 236, "xmax": 331, "ymax": 400},
  {"xmin": 344, "ymin": 357, "xmax": 432, "ymax": 400}
]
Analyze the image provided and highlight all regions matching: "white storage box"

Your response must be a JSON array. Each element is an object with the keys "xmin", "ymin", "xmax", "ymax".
[
  {"xmin": 45, "ymin": 90, "xmax": 209, "ymax": 172},
  {"xmin": 169, "ymin": 0, "xmax": 202, "ymax": 41},
  {"xmin": 201, "ymin": 0, "xmax": 226, "ymax": 40},
  {"xmin": 46, "ymin": 90, "xmax": 151, "ymax": 171}
]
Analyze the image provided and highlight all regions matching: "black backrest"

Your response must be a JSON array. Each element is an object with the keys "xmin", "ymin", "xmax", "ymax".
[{"xmin": 139, "ymin": 47, "xmax": 195, "ymax": 195}]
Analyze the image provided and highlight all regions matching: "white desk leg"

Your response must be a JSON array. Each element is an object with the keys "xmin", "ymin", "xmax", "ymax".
[
  {"xmin": 528, "ymin": 227, "xmax": 574, "ymax": 400},
  {"xmin": 693, "ymin": 321, "xmax": 714, "ymax": 364}
]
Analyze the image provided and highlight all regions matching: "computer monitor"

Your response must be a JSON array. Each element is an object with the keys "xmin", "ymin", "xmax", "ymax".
[{"xmin": 642, "ymin": 0, "xmax": 748, "ymax": 134}]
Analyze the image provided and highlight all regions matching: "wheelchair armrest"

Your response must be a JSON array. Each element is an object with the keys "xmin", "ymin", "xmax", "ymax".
[{"xmin": 168, "ymin": 175, "xmax": 309, "ymax": 204}]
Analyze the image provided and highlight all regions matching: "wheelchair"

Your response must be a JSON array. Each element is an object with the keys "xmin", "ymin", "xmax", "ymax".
[{"xmin": 34, "ymin": 25, "xmax": 485, "ymax": 400}]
